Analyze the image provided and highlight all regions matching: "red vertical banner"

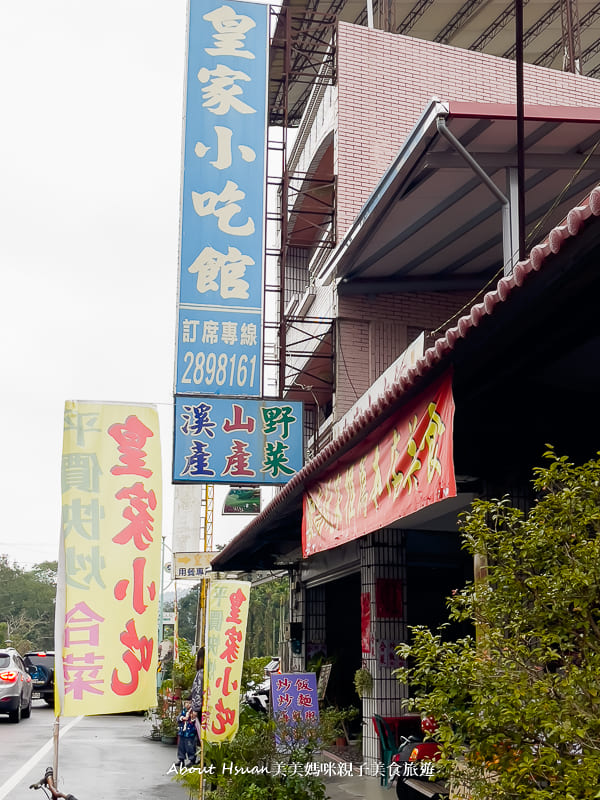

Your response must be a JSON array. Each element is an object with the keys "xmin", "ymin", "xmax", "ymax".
[
  {"xmin": 376, "ymin": 579, "xmax": 403, "ymax": 618},
  {"xmin": 361, "ymin": 593, "xmax": 371, "ymax": 654},
  {"xmin": 302, "ymin": 371, "xmax": 456, "ymax": 556}
]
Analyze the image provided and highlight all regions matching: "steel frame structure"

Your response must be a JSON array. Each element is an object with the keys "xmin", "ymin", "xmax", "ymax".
[{"xmin": 264, "ymin": 4, "xmax": 336, "ymax": 436}]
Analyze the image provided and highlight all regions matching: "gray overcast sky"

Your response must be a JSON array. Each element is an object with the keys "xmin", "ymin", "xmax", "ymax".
[{"xmin": 0, "ymin": 0, "xmax": 267, "ymax": 568}]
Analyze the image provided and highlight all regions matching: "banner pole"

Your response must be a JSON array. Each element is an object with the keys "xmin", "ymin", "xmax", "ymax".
[
  {"xmin": 53, "ymin": 715, "xmax": 60, "ymax": 783},
  {"xmin": 174, "ymin": 580, "xmax": 179, "ymax": 667},
  {"xmin": 199, "ymin": 577, "xmax": 207, "ymax": 800}
]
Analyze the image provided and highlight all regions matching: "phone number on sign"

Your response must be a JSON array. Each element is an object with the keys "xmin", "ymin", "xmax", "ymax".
[{"xmin": 180, "ymin": 352, "xmax": 258, "ymax": 389}]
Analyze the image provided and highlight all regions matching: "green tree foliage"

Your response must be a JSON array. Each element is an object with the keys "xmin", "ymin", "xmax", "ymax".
[
  {"xmin": 29, "ymin": 561, "xmax": 60, "ymax": 585},
  {"xmin": 241, "ymin": 656, "xmax": 272, "ymax": 692},
  {"xmin": 396, "ymin": 450, "xmax": 600, "ymax": 800},
  {"xmin": 175, "ymin": 583, "xmax": 201, "ymax": 644},
  {"xmin": 0, "ymin": 556, "xmax": 56, "ymax": 652},
  {"xmin": 168, "ymin": 578, "xmax": 289, "ymax": 659},
  {"xmin": 172, "ymin": 637, "xmax": 197, "ymax": 695},
  {"xmin": 245, "ymin": 578, "xmax": 289, "ymax": 659}
]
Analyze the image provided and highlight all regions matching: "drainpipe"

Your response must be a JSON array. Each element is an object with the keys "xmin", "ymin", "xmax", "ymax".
[{"xmin": 436, "ymin": 115, "xmax": 516, "ymax": 276}]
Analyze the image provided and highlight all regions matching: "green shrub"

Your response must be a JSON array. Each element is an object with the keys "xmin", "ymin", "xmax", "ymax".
[
  {"xmin": 396, "ymin": 450, "xmax": 600, "ymax": 800},
  {"xmin": 241, "ymin": 656, "xmax": 272, "ymax": 692},
  {"xmin": 173, "ymin": 705, "xmax": 327, "ymax": 800}
]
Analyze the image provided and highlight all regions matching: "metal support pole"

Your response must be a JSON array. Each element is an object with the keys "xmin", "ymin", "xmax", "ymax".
[
  {"xmin": 436, "ymin": 116, "xmax": 513, "ymax": 272},
  {"xmin": 506, "ymin": 168, "xmax": 521, "ymax": 275},
  {"xmin": 198, "ymin": 577, "xmax": 208, "ymax": 800},
  {"xmin": 158, "ymin": 536, "xmax": 165, "ymax": 688},
  {"xmin": 516, "ymin": 0, "xmax": 526, "ymax": 260},
  {"xmin": 174, "ymin": 580, "xmax": 179, "ymax": 665},
  {"xmin": 278, "ymin": 7, "xmax": 291, "ymax": 399},
  {"xmin": 53, "ymin": 717, "xmax": 60, "ymax": 784}
]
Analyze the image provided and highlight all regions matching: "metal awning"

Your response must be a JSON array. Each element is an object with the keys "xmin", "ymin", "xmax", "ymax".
[
  {"xmin": 327, "ymin": 100, "xmax": 600, "ymax": 292},
  {"xmin": 212, "ymin": 181, "xmax": 600, "ymax": 572}
]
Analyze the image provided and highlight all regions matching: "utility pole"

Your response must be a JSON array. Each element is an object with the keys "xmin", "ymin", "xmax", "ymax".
[{"xmin": 516, "ymin": 0, "xmax": 526, "ymax": 261}]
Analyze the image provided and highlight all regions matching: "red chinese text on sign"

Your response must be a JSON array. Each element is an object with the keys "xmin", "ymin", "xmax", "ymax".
[
  {"xmin": 111, "ymin": 618, "xmax": 154, "ymax": 696},
  {"xmin": 108, "ymin": 415, "xmax": 154, "ymax": 478}
]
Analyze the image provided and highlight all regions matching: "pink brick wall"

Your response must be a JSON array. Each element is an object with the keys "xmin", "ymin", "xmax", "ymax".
[
  {"xmin": 336, "ymin": 23, "xmax": 600, "ymax": 238},
  {"xmin": 339, "ymin": 292, "xmax": 473, "ymax": 329},
  {"xmin": 335, "ymin": 292, "xmax": 472, "ymax": 418}
]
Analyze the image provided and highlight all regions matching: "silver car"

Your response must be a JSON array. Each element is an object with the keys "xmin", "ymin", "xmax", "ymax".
[{"xmin": 0, "ymin": 647, "xmax": 33, "ymax": 722}]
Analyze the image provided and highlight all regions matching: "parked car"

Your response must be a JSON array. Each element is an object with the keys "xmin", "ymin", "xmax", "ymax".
[
  {"xmin": 23, "ymin": 651, "xmax": 55, "ymax": 707},
  {"xmin": 0, "ymin": 647, "xmax": 33, "ymax": 722}
]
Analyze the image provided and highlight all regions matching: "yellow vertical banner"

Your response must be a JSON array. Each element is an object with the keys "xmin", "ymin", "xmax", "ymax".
[
  {"xmin": 55, "ymin": 401, "xmax": 162, "ymax": 716},
  {"xmin": 203, "ymin": 580, "xmax": 251, "ymax": 742}
]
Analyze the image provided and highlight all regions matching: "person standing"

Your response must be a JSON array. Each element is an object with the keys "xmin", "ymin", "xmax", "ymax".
[
  {"xmin": 176, "ymin": 699, "xmax": 198, "ymax": 767},
  {"xmin": 190, "ymin": 647, "xmax": 205, "ymax": 737}
]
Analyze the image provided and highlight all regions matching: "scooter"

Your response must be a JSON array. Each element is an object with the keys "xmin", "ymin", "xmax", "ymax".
[
  {"xmin": 243, "ymin": 679, "xmax": 270, "ymax": 714},
  {"xmin": 392, "ymin": 718, "xmax": 448, "ymax": 799}
]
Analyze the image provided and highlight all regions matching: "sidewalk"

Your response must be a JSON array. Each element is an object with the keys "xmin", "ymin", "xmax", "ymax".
[
  {"xmin": 322, "ymin": 750, "xmax": 396, "ymax": 800},
  {"xmin": 324, "ymin": 770, "xmax": 396, "ymax": 800}
]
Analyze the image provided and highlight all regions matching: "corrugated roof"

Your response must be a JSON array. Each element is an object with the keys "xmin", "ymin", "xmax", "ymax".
[{"xmin": 269, "ymin": 0, "xmax": 600, "ymax": 127}]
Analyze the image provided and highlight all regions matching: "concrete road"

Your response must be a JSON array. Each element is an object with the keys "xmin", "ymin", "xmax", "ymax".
[{"xmin": 0, "ymin": 701, "xmax": 187, "ymax": 800}]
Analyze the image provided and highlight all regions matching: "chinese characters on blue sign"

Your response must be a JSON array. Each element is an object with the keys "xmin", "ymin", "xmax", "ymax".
[
  {"xmin": 176, "ymin": 1, "xmax": 268, "ymax": 397},
  {"xmin": 271, "ymin": 672, "xmax": 319, "ymax": 748},
  {"xmin": 173, "ymin": 397, "xmax": 304, "ymax": 485},
  {"xmin": 271, "ymin": 673, "xmax": 318, "ymax": 722}
]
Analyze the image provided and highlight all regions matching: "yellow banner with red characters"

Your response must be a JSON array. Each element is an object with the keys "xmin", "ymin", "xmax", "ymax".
[
  {"xmin": 203, "ymin": 580, "xmax": 251, "ymax": 742},
  {"xmin": 302, "ymin": 371, "xmax": 456, "ymax": 556},
  {"xmin": 55, "ymin": 401, "xmax": 162, "ymax": 716}
]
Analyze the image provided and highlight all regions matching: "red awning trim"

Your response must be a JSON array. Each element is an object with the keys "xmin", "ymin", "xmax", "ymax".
[
  {"xmin": 212, "ymin": 183, "xmax": 600, "ymax": 569},
  {"xmin": 446, "ymin": 102, "xmax": 600, "ymax": 125}
]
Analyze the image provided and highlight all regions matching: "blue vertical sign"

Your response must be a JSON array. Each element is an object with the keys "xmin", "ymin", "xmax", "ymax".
[
  {"xmin": 270, "ymin": 673, "xmax": 320, "ymax": 749},
  {"xmin": 176, "ymin": 1, "xmax": 268, "ymax": 396}
]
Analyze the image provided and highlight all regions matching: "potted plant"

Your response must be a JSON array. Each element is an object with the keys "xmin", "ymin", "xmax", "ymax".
[
  {"xmin": 321, "ymin": 706, "xmax": 359, "ymax": 746},
  {"xmin": 160, "ymin": 712, "xmax": 179, "ymax": 744},
  {"xmin": 145, "ymin": 707, "xmax": 162, "ymax": 741},
  {"xmin": 157, "ymin": 679, "xmax": 180, "ymax": 744},
  {"xmin": 353, "ymin": 667, "xmax": 373, "ymax": 698}
]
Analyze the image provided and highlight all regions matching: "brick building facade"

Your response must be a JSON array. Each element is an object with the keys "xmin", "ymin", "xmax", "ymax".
[{"xmin": 214, "ymin": 13, "xmax": 600, "ymax": 778}]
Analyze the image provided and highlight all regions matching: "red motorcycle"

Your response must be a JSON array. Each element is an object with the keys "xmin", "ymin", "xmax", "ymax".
[{"xmin": 392, "ymin": 717, "xmax": 448, "ymax": 799}]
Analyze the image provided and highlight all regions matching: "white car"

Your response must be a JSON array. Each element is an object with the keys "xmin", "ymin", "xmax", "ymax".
[{"xmin": 0, "ymin": 647, "xmax": 33, "ymax": 722}]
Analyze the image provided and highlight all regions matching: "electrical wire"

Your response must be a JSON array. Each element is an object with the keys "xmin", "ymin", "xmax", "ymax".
[{"xmin": 336, "ymin": 323, "xmax": 362, "ymax": 401}]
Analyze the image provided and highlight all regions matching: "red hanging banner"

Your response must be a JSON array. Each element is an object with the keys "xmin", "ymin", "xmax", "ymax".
[
  {"xmin": 361, "ymin": 593, "xmax": 371, "ymax": 654},
  {"xmin": 302, "ymin": 371, "xmax": 456, "ymax": 556}
]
